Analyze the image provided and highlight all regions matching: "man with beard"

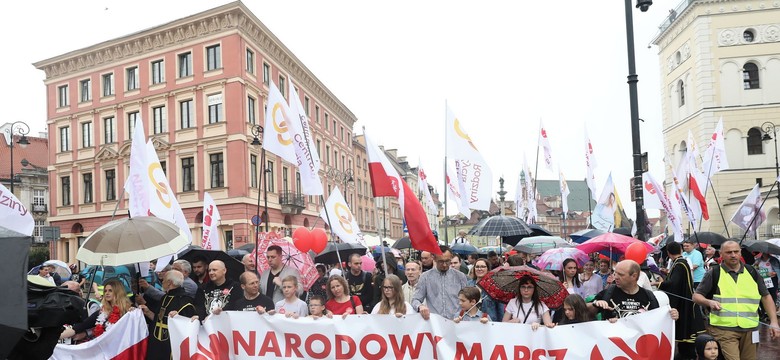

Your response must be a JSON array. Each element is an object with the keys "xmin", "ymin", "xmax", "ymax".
[
  {"xmin": 222, "ymin": 272, "xmax": 275, "ymax": 312},
  {"xmin": 344, "ymin": 253, "xmax": 373, "ymax": 312},
  {"xmin": 194, "ymin": 260, "xmax": 242, "ymax": 318},
  {"xmin": 144, "ymin": 270, "xmax": 196, "ymax": 360},
  {"xmin": 191, "ymin": 256, "xmax": 209, "ymax": 285},
  {"xmin": 659, "ymin": 242, "xmax": 704, "ymax": 359}
]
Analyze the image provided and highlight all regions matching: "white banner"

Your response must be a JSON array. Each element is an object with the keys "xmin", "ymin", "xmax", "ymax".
[
  {"xmin": 202, "ymin": 192, "xmax": 221, "ymax": 250},
  {"xmin": 320, "ymin": 186, "xmax": 365, "ymax": 245},
  {"xmin": 170, "ymin": 307, "xmax": 675, "ymax": 360},
  {"xmin": 124, "ymin": 117, "xmax": 149, "ymax": 218},
  {"xmin": 0, "ymin": 182, "xmax": 34, "ymax": 235}
]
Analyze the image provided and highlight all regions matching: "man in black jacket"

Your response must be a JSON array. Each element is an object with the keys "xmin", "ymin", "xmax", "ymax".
[
  {"xmin": 143, "ymin": 270, "xmax": 196, "ymax": 360},
  {"xmin": 344, "ymin": 254, "xmax": 373, "ymax": 312}
]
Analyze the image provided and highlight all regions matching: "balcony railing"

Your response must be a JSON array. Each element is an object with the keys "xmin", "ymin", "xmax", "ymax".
[
  {"xmin": 32, "ymin": 204, "xmax": 48, "ymax": 213},
  {"xmin": 279, "ymin": 191, "xmax": 305, "ymax": 214}
]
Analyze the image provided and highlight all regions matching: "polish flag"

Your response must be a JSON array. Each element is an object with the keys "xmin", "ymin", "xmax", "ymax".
[
  {"xmin": 702, "ymin": 117, "xmax": 730, "ymax": 178},
  {"xmin": 366, "ymin": 133, "xmax": 440, "ymax": 255},
  {"xmin": 52, "ymin": 309, "xmax": 148, "ymax": 359}
]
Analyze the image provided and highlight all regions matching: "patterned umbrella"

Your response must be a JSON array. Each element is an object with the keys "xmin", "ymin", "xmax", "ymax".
[
  {"xmin": 478, "ymin": 266, "xmax": 568, "ymax": 308},
  {"xmin": 513, "ymin": 236, "xmax": 572, "ymax": 255},
  {"xmin": 576, "ymin": 232, "xmax": 654, "ymax": 255},
  {"xmin": 253, "ymin": 239, "xmax": 318, "ymax": 291},
  {"xmin": 468, "ymin": 215, "xmax": 533, "ymax": 237},
  {"xmin": 533, "ymin": 248, "xmax": 589, "ymax": 271}
]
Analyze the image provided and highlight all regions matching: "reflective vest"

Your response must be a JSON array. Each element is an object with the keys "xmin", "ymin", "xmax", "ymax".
[{"xmin": 710, "ymin": 266, "xmax": 761, "ymax": 328}]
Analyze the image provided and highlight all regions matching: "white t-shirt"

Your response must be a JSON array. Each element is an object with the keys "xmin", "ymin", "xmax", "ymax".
[
  {"xmin": 370, "ymin": 301, "xmax": 414, "ymax": 315},
  {"xmin": 275, "ymin": 298, "xmax": 309, "ymax": 316},
  {"xmin": 505, "ymin": 299, "xmax": 548, "ymax": 324}
]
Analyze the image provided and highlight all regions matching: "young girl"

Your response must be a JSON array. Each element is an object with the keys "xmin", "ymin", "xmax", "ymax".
[
  {"xmin": 306, "ymin": 295, "xmax": 332, "ymax": 319},
  {"xmin": 695, "ymin": 334, "xmax": 724, "ymax": 360},
  {"xmin": 371, "ymin": 274, "xmax": 412, "ymax": 316},
  {"xmin": 502, "ymin": 276, "xmax": 553, "ymax": 330},
  {"xmin": 274, "ymin": 276, "xmax": 308, "ymax": 318},
  {"xmin": 325, "ymin": 275, "xmax": 364, "ymax": 317},
  {"xmin": 559, "ymin": 259, "xmax": 583, "ymax": 296},
  {"xmin": 558, "ymin": 294, "xmax": 591, "ymax": 325},
  {"xmin": 454, "ymin": 286, "xmax": 489, "ymax": 324}
]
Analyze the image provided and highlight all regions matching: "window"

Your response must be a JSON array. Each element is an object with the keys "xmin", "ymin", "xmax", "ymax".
[
  {"xmin": 316, "ymin": 140, "xmax": 322, "ymax": 160},
  {"xmin": 206, "ymin": 45, "xmax": 221, "ymax": 71},
  {"xmin": 126, "ymin": 66, "xmax": 139, "ymax": 91},
  {"xmin": 332, "ymin": 120, "xmax": 336, "ymax": 134},
  {"xmin": 247, "ymin": 96, "xmax": 256, "ymax": 124},
  {"xmin": 182, "ymin": 157, "xmax": 195, "ymax": 191},
  {"xmin": 744, "ymin": 29, "xmax": 755, "ymax": 42},
  {"xmin": 304, "ymin": 97, "xmax": 310, "ymax": 117},
  {"xmin": 325, "ymin": 145, "xmax": 330, "ymax": 165},
  {"xmin": 151, "ymin": 59, "xmax": 165, "ymax": 84},
  {"xmin": 315, "ymin": 105, "xmax": 320, "ymax": 123},
  {"xmin": 58, "ymin": 84, "xmax": 69, "ymax": 107},
  {"xmin": 210, "ymin": 153, "xmax": 224, "ymax": 188},
  {"xmin": 83, "ymin": 173, "xmax": 93, "ymax": 204},
  {"xmin": 743, "ymin": 63, "xmax": 760, "ymax": 89},
  {"xmin": 262, "ymin": 63, "xmax": 270, "ymax": 85},
  {"xmin": 325, "ymin": 113, "xmax": 329, "ymax": 130},
  {"xmin": 678, "ymin": 80, "xmax": 685, "ymax": 106},
  {"xmin": 59, "ymin": 126, "xmax": 70, "ymax": 152},
  {"xmin": 295, "ymin": 172, "xmax": 301, "ymax": 193},
  {"xmin": 61, "ymin": 176, "xmax": 71, "ymax": 206},
  {"xmin": 266, "ymin": 160, "xmax": 275, "ymax": 192},
  {"xmin": 207, "ymin": 94, "xmax": 223, "ymax": 124},
  {"xmin": 104, "ymin": 117, "xmax": 115, "ymax": 143},
  {"xmin": 246, "ymin": 49, "xmax": 254, "ymax": 74},
  {"xmin": 178, "ymin": 52, "xmax": 192, "ymax": 78},
  {"xmin": 747, "ymin": 127, "xmax": 763, "ymax": 155},
  {"xmin": 81, "ymin": 122, "xmax": 93, "ymax": 148},
  {"xmin": 80, "ymin": 79, "xmax": 91, "ymax": 102},
  {"xmin": 283, "ymin": 167, "xmax": 289, "ymax": 192},
  {"xmin": 356, "ymin": 155, "xmax": 361, "ymax": 168},
  {"xmin": 100, "ymin": 74, "xmax": 114, "ymax": 97},
  {"xmin": 127, "ymin": 111, "xmax": 139, "ymax": 139},
  {"xmin": 105, "ymin": 169, "xmax": 116, "ymax": 201},
  {"xmin": 334, "ymin": 150, "xmax": 338, "ymax": 169},
  {"xmin": 33, "ymin": 189, "xmax": 45, "ymax": 206},
  {"xmin": 340, "ymin": 126, "xmax": 344, "ymax": 142},
  {"xmin": 250, "ymin": 154, "xmax": 258, "ymax": 188},
  {"xmin": 279, "ymin": 76, "xmax": 286, "ymax": 98},
  {"xmin": 180, "ymin": 99, "xmax": 194, "ymax": 128},
  {"xmin": 153, "ymin": 106, "xmax": 166, "ymax": 134},
  {"xmin": 159, "ymin": 160, "xmax": 167, "ymax": 177}
]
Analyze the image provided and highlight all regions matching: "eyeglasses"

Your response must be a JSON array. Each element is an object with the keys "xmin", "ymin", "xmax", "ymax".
[
  {"xmin": 382, "ymin": 286, "xmax": 394, "ymax": 290},
  {"xmin": 436, "ymin": 259, "xmax": 452, "ymax": 264}
]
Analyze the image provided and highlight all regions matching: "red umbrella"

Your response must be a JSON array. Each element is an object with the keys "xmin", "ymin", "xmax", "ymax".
[
  {"xmin": 252, "ymin": 239, "xmax": 319, "ymax": 291},
  {"xmin": 477, "ymin": 266, "xmax": 569, "ymax": 309},
  {"xmin": 576, "ymin": 232, "xmax": 654, "ymax": 255}
]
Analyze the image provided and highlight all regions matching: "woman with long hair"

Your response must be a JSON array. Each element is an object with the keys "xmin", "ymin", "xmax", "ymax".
[
  {"xmin": 502, "ymin": 276, "xmax": 553, "ymax": 330},
  {"xmin": 325, "ymin": 275, "xmax": 365, "ymax": 316},
  {"xmin": 558, "ymin": 294, "xmax": 591, "ymax": 325},
  {"xmin": 558, "ymin": 258, "xmax": 583, "ymax": 296},
  {"xmin": 467, "ymin": 258, "xmax": 504, "ymax": 321},
  {"xmin": 63, "ymin": 279, "xmax": 134, "ymax": 341},
  {"xmin": 371, "ymin": 274, "xmax": 412, "ymax": 316}
]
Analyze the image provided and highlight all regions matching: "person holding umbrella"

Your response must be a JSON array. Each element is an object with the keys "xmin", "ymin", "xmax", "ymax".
[
  {"xmin": 502, "ymin": 275, "xmax": 553, "ymax": 330},
  {"xmin": 468, "ymin": 258, "xmax": 504, "ymax": 322}
]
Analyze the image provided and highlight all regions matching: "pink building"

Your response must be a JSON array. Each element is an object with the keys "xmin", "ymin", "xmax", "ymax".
[{"xmin": 34, "ymin": 2, "xmax": 357, "ymax": 261}]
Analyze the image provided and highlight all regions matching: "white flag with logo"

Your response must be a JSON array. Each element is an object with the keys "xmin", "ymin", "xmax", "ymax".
[
  {"xmin": 124, "ymin": 117, "xmax": 149, "ymax": 217},
  {"xmin": 702, "ymin": 117, "xmax": 729, "ymax": 178},
  {"xmin": 559, "ymin": 167, "xmax": 570, "ymax": 219},
  {"xmin": 417, "ymin": 159, "xmax": 438, "ymax": 213},
  {"xmin": 539, "ymin": 120, "xmax": 554, "ymax": 171},
  {"xmin": 320, "ymin": 187, "xmax": 365, "ymax": 246},
  {"xmin": 643, "ymin": 172, "xmax": 683, "ymax": 242},
  {"xmin": 288, "ymin": 82, "xmax": 323, "ymax": 195},
  {"xmin": 444, "ymin": 105, "xmax": 493, "ymax": 211},
  {"xmin": 730, "ymin": 184, "xmax": 766, "ymax": 236},
  {"xmin": 201, "ymin": 192, "xmax": 221, "ymax": 251},
  {"xmin": 144, "ymin": 141, "xmax": 192, "ymax": 244},
  {"xmin": 584, "ymin": 127, "xmax": 598, "ymax": 201},
  {"xmin": 263, "ymin": 82, "xmax": 297, "ymax": 164},
  {"xmin": 0, "ymin": 182, "xmax": 34, "ymax": 235},
  {"xmin": 446, "ymin": 160, "xmax": 470, "ymax": 217}
]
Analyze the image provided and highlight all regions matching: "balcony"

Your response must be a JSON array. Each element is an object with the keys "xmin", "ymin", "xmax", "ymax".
[
  {"xmin": 279, "ymin": 191, "xmax": 305, "ymax": 215},
  {"xmin": 32, "ymin": 204, "xmax": 48, "ymax": 213}
]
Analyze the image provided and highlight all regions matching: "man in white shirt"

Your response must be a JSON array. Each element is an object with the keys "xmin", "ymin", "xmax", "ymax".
[
  {"xmin": 453, "ymin": 230, "xmax": 470, "ymax": 245},
  {"xmin": 402, "ymin": 261, "xmax": 422, "ymax": 303}
]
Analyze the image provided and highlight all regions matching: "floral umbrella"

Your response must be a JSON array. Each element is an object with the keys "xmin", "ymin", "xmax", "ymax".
[
  {"xmin": 477, "ymin": 265, "xmax": 569, "ymax": 308},
  {"xmin": 253, "ymin": 239, "xmax": 318, "ymax": 291},
  {"xmin": 533, "ymin": 248, "xmax": 590, "ymax": 271}
]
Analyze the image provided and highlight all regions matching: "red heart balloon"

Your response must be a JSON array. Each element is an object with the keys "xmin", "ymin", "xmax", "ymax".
[
  {"xmin": 293, "ymin": 227, "xmax": 312, "ymax": 252},
  {"xmin": 624, "ymin": 242, "xmax": 649, "ymax": 264},
  {"xmin": 310, "ymin": 228, "xmax": 328, "ymax": 253}
]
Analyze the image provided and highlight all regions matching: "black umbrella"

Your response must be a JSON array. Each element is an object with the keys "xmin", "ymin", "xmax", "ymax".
[
  {"xmin": 742, "ymin": 239, "xmax": 780, "ymax": 255},
  {"xmin": 227, "ymin": 248, "xmax": 250, "ymax": 261},
  {"xmin": 237, "ymin": 242, "xmax": 256, "ymax": 252},
  {"xmin": 178, "ymin": 248, "xmax": 245, "ymax": 283},
  {"xmin": 0, "ymin": 231, "xmax": 30, "ymax": 359},
  {"xmin": 392, "ymin": 237, "xmax": 412, "ymax": 249},
  {"xmin": 315, "ymin": 242, "xmax": 367, "ymax": 264},
  {"xmin": 689, "ymin": 232, "xmax": 729, "ymax": 246},
  {"xmin": 451, "ymin": 243, "xmax": 479, "ymax": 255},
  {"xmin": 569, "ymin": 228, "xmax": 606, "ymax": 244},
  {"xmin": 468, "ymin": 216, "xmax": 533, "ymax": 237},
  {"xmin": 612, "ymin": 227, "xmax": 632, "ymax": 236},
  {"xmin": 529, "ymin": 224, "xmax": 552, "ymax": 237}
]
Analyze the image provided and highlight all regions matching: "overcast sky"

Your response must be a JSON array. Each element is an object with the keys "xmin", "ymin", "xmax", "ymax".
[{"xmin": 1, "ymin": 0, "xmax": 683, "ymax": 217}]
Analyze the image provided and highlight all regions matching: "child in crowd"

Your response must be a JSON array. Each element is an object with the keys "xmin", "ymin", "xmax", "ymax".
[
  {"xmin": 273, "ymin": 276, "xmax": 308, "ymax": 318},
  {"xmin": 557, "ymin": 294, "xmax": 591, "ymax": 325},
  {"xmin": 695, "ymin": 334, "xmax": 724, "ymax": 360},
  {"xmin": 453, "ymin": 286, "xmax": 489, "ymax": 324},
  {"xmin": 307, "ymin": 295, "xmax": 332, "ymax": 319}
]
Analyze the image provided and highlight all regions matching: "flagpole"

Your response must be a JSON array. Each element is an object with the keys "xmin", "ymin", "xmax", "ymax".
[
  {"xmin": 444, "ymin": 100, "xmax": 449, "ymax": 246},
  {"xmin": 533, "ymin": 120, "xmax": 541, "ymax": 196},
  {"xmin": 739, "ymin": 181, "xmax": 776, "ymax": 244},
  {"xmin": 586, "ymin": 178, "xmax": 593, "ymax": 228}
]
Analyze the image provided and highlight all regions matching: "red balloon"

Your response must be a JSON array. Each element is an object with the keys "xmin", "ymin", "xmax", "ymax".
[
  {"xmin": 293, "ymin": 227, "xmax": 312, "ymax": 252},
  {"xmin": 310, "ymin": 228, "xmax": 328, "ymax": 253},
  {"xmin": 624, "ymin": 242, "xmax": 649, "ymax": 264}
]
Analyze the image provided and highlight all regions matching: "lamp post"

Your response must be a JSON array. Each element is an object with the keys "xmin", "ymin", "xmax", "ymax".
[
  {"xmin": 4, "ymin": 121, "xmax": 30, "ymax": 194},
  {"xmin": 624, "ymin": 0, "xmax": 651, "ymax": 241},
  {"xmin": 325, "ymin": 165, "xmax": 354, "ymax": 205},
  {"xmin": 762, "ymin": 121, "xmax": 780, "ymax": 216},
  {"xmin": 251, "ymin": 124, "xmax": 270, "ymax": 234}
]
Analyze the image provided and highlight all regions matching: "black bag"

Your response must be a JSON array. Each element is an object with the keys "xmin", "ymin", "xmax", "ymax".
[{"xmin": 27, "ymin": 280, "xmax": 85, "ymax": 328}]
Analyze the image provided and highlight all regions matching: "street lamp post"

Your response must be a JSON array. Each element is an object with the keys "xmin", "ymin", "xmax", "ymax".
[
  {"xmin": 624, "ymin": 0, "xmax": 652, "ymax": 241},
  {"xmin": 4, "ymin": 121, "xmax": 30, "ymax": 194},
  {"xmin": 251, "ymin": 125, "xmax": 270, "ymax": 270},
  {"xmin": 325, "ymin": 165, "xmax": 354, "ymax": 206},
  {"xmin": 762, "ymin": 121, "xmax": 780, "ymax": 216}
]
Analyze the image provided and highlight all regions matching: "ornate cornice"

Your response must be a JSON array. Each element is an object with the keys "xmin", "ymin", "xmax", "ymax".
[{"xmin": 33, "ymin": 1, "xmax": 357, "ymax": 127}]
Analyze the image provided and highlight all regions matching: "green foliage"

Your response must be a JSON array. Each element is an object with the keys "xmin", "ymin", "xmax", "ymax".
[{"xmin": 28, "ymin": 245, "xmax": 50, "ymax": 271}]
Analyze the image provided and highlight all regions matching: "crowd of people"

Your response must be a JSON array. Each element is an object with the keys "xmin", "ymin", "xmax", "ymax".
[{"xmin": 43, "ymin": 234, "xmax": 780, "ymax": 360}]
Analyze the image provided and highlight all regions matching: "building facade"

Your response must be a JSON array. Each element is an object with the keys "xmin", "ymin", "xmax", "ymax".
[
  {"xmin": 34, "ymin": 2, "xmax": 359, "ymax": 261},
  {"xmin": 653, "ymin": 0, "xmax": 780, "ymax": 237}
]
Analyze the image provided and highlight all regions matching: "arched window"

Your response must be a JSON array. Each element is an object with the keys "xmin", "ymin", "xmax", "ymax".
[
  {"xmin": 678, "ymin": 80, "xmax": 685, "ymax": 106},
  {"xmin": 747, "ymin": 127, "xmax": 763, "ymax": 154},
  {"xmin": 743, "ymin": 63, "xmax": 760, "ymax": 89}
]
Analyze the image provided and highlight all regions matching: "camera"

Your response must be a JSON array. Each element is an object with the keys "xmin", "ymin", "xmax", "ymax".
[{"xmin": 636, "ymin": 0, "xmax": 652, "ymax": 12}]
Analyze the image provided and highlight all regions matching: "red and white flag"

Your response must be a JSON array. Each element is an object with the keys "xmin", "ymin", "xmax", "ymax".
[
  {"xmin": 52, "ymin": 309, "xmax": 148, "ymax": 359},
  {"xmin": 702, "ymin": 117, "xmax": 729, "ymax": 178},
  {"xmin": 124, "ymin": 117, "xmax": 149, "ymax": 218},
  {"xmin": 539, "ymin": 120, "xmax": 554, "ymax": 172},
  {"xmin": 559, "ymin": 167, "xmax": 570, "ymax": 218},
  {"xmin": 730, "ymin": 184, "xmax": 766, "ymax": 236},
  {"xmin": 643, "ymin": 172, "xmax": 683, "ymax": 243},
  {"xmin": 417, "ymin": 159, "xmax": 438, "ymax": 213},
  {"xmin": 366, "ymin": 132, "xmax": 440, "ymax": 255},
  {"xmin": 320, "ymin": 186, "xmax": 365, "ymax": 246},
  {"xmin": 584, "ymin": 127, "xmax": 598, "ymax": 201},
  {"xmin": 445, "ymin": 105, "xmax": 493, "ymax": 211},
  {"xmin": 201, "ymin": 192, "xmax": 221, "ymax": 250}
]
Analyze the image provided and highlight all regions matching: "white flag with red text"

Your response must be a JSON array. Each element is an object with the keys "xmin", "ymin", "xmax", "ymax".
[
  {"xmin": 366, "ymin": 132, "xmax": 440, "ymax": 255},
  {"xmin": 417, "ymin": 159, "xmax": 438, "ymax": 213},
  {"xmin": 643, "ymin": 172, "xmax": 683, "ymax": 242},
  {"xmin": 444, "ymin": 105, "xmax": 493, "ymax": 211},
  {"xmin": 539, "ymin": 120, "xmax": 554, "ymax": 171},
  {"xmin": 124, "ymin": 118, "xmax": 149, "ymax": 218},
  {"xmin": 201, "ymin": 192, "xmax": 221, "ymax": 250},
  {"xmin": 702, "ymin": 117, "xmax": 729, "ymax": 178},
  {"xmin": 559, "ymin": 167, "xmax": 570, "ymax": 218},
  {"xmin": 730, "ymin": 184, "xmax": 766, "ymax": 236},
  {"xmin": 585, "ymin": 127, "xmax": 598, "ymax": 201},
  {"xmin": 320, "ymin": 186, "xmax": 365, "ymax": 245}
]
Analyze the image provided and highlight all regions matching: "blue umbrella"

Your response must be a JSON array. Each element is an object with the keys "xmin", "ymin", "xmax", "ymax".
[{"xmin": 451, "ymin": 243, "xmax": 478, "ymax": 255}]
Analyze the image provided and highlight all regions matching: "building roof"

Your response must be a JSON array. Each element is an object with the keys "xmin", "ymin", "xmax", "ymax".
[
  {"xmin": 535, "ymin": 180, "xmax": 595, "ymax": 212},
  {"xmin": 0, "ymin": 134, "xmax": 49, "ymax": 179}
]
